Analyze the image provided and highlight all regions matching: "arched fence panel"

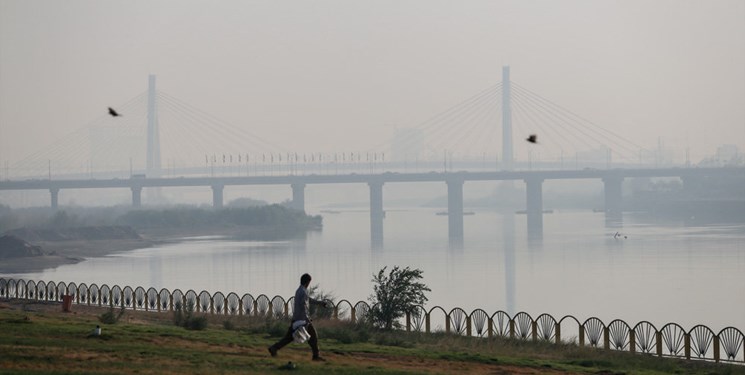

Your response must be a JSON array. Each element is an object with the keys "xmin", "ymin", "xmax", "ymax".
[
  {"xmin": 583, "ymin": 317, "xmax": 605, "ymax": 348},
  {"xmin": 122, "ymin": 286, "xmax": 134, "ymax": 309},
  {"xmin": 660, "ymin": 323, "xmax": 686, "ymax": 358},
  {"xmin": 491, "ymin": 311, "xmax": 512, "ymax": 338},
  {"xmin": 16, "ymin": 280, "xmax": 28, "ymax": 299},
  {"xmin": 607, "ymin": 319, "xmax": 631, "ymax": 351},
  {"xmin": 241, "ymin": 294, "xmax": 255, "ymax": 316},
  {"xmin": 255, "ymin": 295, "xmax": 271, "ymax": 317},
  {"xmin": 427, "ymin": 306, "xmax": 448, "ymax": 333},
  {"xmin": 213, "ymin": 292, "xmax": 226, "ymax": 315},
  {"xmin": 198, "ymin": 291, "xmax": 212, "ymax": 313},
  {"xmin": 184, "ymin": 290, "xmax": 198, "ymax": 311},
  {"xmin": 26, "ymin": 280, "xmax": 37, "ymax": 300},
  {"xmin": 448, "ymin": 308, "xmax": 468, "ymax": 336},
  {"xmin": 55, "ymin": 282, "xmax": 67, "ymax": 301},
  {"xmin": 0, "ymin": 278, "xmax": 7, "ymax": 298},
  {"xmin": 102, "ymin": 285, "xmax": 114, "ymax": 306},
  {"xmin": 67, "ymin": 282, "xmax": 78, "ymax": 301},
  {"xmin": 535, "ymin": 313, "xmax": 557, "ymax": 342},
  {"xmin": 146, "ymin": 288, "xmax": 158, "ymax": 311},
  {"xmin": 333, "ymin": 300, "xmax": 351, "ymax": 322},
  {"xmin": 226, "ymin": 293, "xmax": 241, "ymax": 315},
  {"xmin": 558, "ymin": 316, "xmax": 581, "ymax": 345},
  {"xmin": 408, "ymin": 305, "xmax": 427, "ymax": 332},
  {"xmin": 6, "ymin": 279, "xmax": 17, "ymax": 299},
  {"xmin": 633, "ymin": 321, "xmax": 658, "ymax": 354},
  {"xmin": 353, "ymin": 301, "xmax": 370, "ymax": 324},
  {"xmin": 77, "ymin": 283, "xmax": 88, "ymax": 305},
  {"xmin": 717, "ymin": 327, "xmax": 744, "ymax": 363},
  {"xmin": 469, "ymin": 309, "xmax": 489, "ymax": 337},
  {"xmin": 89, "ymin": 284, "xmax": 100, "ymax": 306},
  {"xmin": 46, "ymin": 281, "xmax": 57, "ymax": 301},
  {"xmin": 689, "ymin": 325, "xmax": 715, "ymax": 361},
  {"xmin": 134, "ymin": 287, "xmax": 146, "ymax": 310},
  {"xmin": 172, "ymin": 289, "xmax": 186, "ymax": 310},
  {"xmin": 270, "ymin": 296, "xmax": 285, "ymax": 318},
  {"xmin": 513, "ymin": 312, "xmax": 533, "ymax": 340},
  {"xmin": 158, "ymin": 288, "xmax": 172, "ymax": 311}
]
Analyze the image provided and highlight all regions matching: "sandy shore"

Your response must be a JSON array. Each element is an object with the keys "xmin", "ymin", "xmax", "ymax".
[{"xmin": 0, "ymin": 238, "xmax": 154, "ymax": 274}]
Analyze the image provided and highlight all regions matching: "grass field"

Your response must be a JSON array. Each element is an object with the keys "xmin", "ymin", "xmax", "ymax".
[{"xmin": 0, "ymin": 299, "xmax": 743, "ymax": 374}]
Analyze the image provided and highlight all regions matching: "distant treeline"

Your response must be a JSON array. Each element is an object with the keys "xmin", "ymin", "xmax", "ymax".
[{"xmin": 115, "ymin": 205, "xmax": 322, "ymax": 230}]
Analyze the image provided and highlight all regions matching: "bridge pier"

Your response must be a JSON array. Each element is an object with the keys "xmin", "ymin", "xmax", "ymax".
[
  {"xmin": 131, "ymin": 187, "xmax": 142, "ymax": 207},
  {"xmin": 446, "ymin": 179, "xmax": 464, "ymax": 242},
  {"xmin": 524, "ymin": 177, "xmax": 544, "ymax": 238},
  {"xmin": 291, "ymin": 183, "xmax": 306, "ymax": 212},
  {"xmin": 602, "ymin": 176, "xmax": 623, "ymax": 220},
  {"xmin": 50, "ymin": 188, "xmax": 59, "ymax": 210},
  {"xmin": 212, "ymin": 185, "xmax": 224, "ymax": 208},
  {"xmin": 368, "ymin": 181, "xmax": 384, "ymax": 249}
]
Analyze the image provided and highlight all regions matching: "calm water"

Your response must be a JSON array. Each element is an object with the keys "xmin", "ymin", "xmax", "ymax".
[{"xmin": 5, "ymin": 208, "xmax": 745, "ymax": 332}]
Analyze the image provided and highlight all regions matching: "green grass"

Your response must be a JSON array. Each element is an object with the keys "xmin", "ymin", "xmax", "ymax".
[{"xmin": 0, "ymin": 303, "xmax": 743, "ymax": 375}]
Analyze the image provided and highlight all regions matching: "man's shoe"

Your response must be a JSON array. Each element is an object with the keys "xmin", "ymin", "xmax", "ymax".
[
  {"xmin": 268, "ymin": 347, "xmax": 277, "ymax": 357},
  {"xmin": 312, "ymin": 356, "xmax": 326, "ymax": 361}
]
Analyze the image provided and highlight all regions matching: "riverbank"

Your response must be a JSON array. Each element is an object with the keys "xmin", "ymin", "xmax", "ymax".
[
  {"xmin": 0, "ymin": 223, "xmax": 319, "ymax": 275},
  {"xmin": 1, "ymin": 299, "xmax": 742, "ymax": 375}
]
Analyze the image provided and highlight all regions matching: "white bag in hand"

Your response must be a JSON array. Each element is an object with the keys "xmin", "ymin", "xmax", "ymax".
[{"xmin": 292, "ymin": 320, "xmax": 310, "ymax": 344}]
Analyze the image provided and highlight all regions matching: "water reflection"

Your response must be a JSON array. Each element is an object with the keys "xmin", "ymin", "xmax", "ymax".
[{"xmin": 3, "ymin": 209, "xmax": 744, "ymax": 332}]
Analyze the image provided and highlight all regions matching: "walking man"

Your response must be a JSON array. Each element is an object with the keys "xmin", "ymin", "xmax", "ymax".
[{"xmin": 268, "ymin": 273, "xmax": 329, "ymax": 361}]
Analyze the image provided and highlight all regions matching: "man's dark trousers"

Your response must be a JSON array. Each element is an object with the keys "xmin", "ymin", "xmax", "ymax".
[{"xmin": 269, "ymin": 322, "xmax": 319, "ymax": 358}]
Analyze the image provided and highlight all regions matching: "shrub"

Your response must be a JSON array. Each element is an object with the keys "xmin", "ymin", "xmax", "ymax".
[
  {"xmin": 173, "ymin": 300, "xmax": 208, "ymax": 331},
  {"xmin": 99, "ymin": 303, "xmax": 125, "ymax": 325},
  {"xmin": 369, "ymin": 266, "xmax": 430, "ymax": 330}
]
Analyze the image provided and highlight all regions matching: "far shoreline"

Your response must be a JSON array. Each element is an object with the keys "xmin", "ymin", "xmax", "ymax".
[{"xmin": 0, "ymin": 224, "xmax": 316, "ymax": 275}]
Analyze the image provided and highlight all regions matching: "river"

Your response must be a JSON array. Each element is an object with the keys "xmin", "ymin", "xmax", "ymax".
[{"xmin": 5, "ymin": 207, "xmax": 744, "ymax": 332}]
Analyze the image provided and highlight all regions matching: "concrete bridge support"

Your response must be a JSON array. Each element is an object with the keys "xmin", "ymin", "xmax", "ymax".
[
  {"xmin": 291, "ymin": 183, "xmax": 306, "ymax": 212},
  {"xmin": 602, "ymin": 176, "xmax": 623, "ymax": 221},
  {"xmin": 524, "ymin": 177, "xmax": 544, "ymax": 238},
  {"xmin": 212, "ymin": 185, "xmax": 224, "ymax": 208},
  {"xmin": 368, "ymin": 181, "xmax": 384, "ymax": 249},
  {"xmin": 131, "ymin": 187, "xmax": 142, "ymax": 207},
  {"xmin": 447, "ymin": 179, "xmax": 464, "ymax": 242},
  {"xmin": 50, "ymin": 188, "xmax": 59, "ymax": 210}
]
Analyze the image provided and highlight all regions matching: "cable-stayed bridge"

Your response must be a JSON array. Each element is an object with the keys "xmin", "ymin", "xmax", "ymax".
[
  {"xmin": 2, "ymin": 69, "xmax": 743, "ymax": 246},
  {"xmin": 6, "ymin": 68, "xmax": 665, "ymax": 180}
]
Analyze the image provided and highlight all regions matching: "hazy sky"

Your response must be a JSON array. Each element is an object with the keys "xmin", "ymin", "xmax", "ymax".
[{"xmin": 1, "ymin": 0, "xmax": 744, "ymax": 169}]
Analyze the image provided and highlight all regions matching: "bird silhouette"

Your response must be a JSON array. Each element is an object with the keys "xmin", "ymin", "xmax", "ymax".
[
  {"xmin": 108, "ymin": 107, "xmax": 122, "ymax": 117},
  {"xmin": 526, "ymin": 134, "xmax": 537, "ymax": 144}
]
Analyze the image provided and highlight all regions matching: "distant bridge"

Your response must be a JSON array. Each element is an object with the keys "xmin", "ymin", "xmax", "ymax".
[{"xmin": 2, "ymin": 166, "xmax": 742, "ymax": 246}]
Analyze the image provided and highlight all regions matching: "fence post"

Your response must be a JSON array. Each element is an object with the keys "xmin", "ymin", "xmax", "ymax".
[
  {"xmin": 445, "ymin": 314, "xmax": 451, "ymax": 333},
  {"xmin": 684, "ymin": 334, "xmax": 691, "ymax": 360},
  {"xmin": 333, "ymin": 305, "xmax": 338, "ymax": 320},
  {"xmin": 350, "ymin": 307, "xmax": 356, "ymax": 323},
  {"xmin": 425, "ymin": 313, "xmax": 431, "ymax": 333},
  {"xmin": 487, "ymin": 318, "xmax": 493, "ymax": 338},
  {"xmin": 555, "ymin": 322, "xmax": 561, "ymax": 344},
  {"xmin": 629, "ymin": 330, "xmax": 636, "ymax": 353},
  {"xmin": 406, "ymin": 312, "xmax": 411, "ymax": 332},
  {"xmin": 713, "ymin": 336, "xmax": 720, "ymax": 363},
  {"xmin": 579, "ymin": 326, "xmax": 585, "ymax": 347},
  {"xmin": 466, "ymin": 316, "xmax": 472, "ymax": 337},
  {"xmin": 603, "ymin": 327, "xmax": 610, "ymax": 350},
  {"xmin": 656, "ymin": 331, "xmax": 663, "ymax": 357},
  {"xmin": 509, "ymin": 320, "xmax": 515, "ymax": 339},
  {"xmin": 532, "ymin": 321, "xmax": 538, "ymax": 341},
  {"xmin": 253, "ymin": 300, "xmax": 258, "ymax": 317}
]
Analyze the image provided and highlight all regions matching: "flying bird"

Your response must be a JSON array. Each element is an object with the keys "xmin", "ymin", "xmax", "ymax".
[
  {"xmin": 108, "ymin": 107, "xmax": 122, "ymax": 117},
  {"xmin": 526, "ymin": 134, "xmax": 537, "ymax": 144}
]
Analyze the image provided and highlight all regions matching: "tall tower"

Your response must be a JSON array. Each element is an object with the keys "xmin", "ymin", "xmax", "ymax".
[
  {"xmin": 501, "ymin": 66, "xmax": 513, "ymax": 170},
  {"xmin": 146, "ymin": 74, "xmax": 161, "ymax": 177}
]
